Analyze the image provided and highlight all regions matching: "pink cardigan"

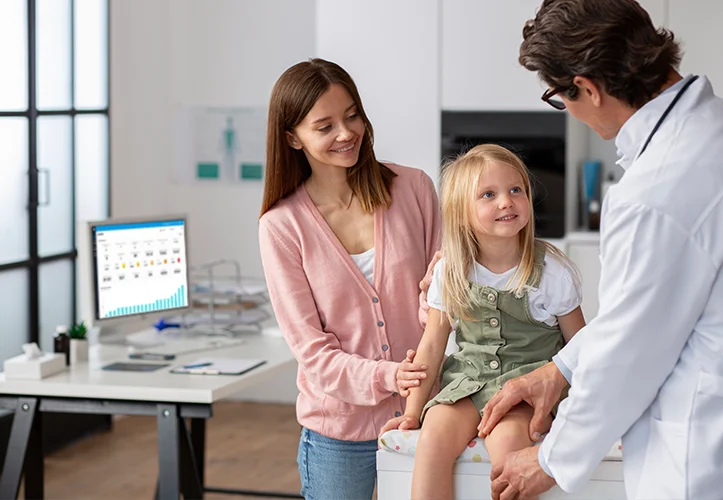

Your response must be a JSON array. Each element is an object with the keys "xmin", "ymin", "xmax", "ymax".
[{"xmin": 259, "ymin": 164, "xmax": 441, "ymax": 441}]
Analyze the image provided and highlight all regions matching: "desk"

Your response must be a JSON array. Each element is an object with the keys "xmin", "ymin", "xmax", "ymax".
[{"xmin": 0, "ymin": 333, "xmax": 299, "ymax": 499}]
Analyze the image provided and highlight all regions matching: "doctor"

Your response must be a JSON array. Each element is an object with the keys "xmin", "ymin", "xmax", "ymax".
[{"xmin": 478, "ymin": 0, "xmax": 723, "ymax": 499}]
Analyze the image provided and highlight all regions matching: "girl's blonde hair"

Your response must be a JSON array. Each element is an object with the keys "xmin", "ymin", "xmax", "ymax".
[{"xmin": 439, "ymin": 144, "xmax": 579, "ymax": 323}]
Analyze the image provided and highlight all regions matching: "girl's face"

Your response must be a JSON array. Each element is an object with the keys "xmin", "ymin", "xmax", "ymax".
[
  {"xmin": 287, "ymin": 83, "xmax": 365, "ymax": 171},
  {"xmin": 472, "ymin": 161, "xmax": 530, "ymax": 240}
]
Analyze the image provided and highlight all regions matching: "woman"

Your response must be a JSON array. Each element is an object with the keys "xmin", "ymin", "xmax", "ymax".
[{"xmin": 259, "ymin": 58, "xmax": 440, "ymax": 500}]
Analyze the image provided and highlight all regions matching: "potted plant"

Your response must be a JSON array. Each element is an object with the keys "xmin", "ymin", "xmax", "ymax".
[{"xmin": 68, "ymin": 321, "xmax": 89, "ymax": 364}]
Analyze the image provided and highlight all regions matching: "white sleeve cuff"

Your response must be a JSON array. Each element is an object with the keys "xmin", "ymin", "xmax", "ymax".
[
  {"xmin": 552, "ymin": 354, "xmax": 573, "ymax": 385},
  {"xmin": 538, "ymin": 444, "xmax": 554, "ymax": 479}
]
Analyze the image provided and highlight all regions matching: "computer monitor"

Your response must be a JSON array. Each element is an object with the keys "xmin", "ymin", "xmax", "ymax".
[{"xmin": 77, "ymin": 215, "xmax": 191, "ymax": 338}]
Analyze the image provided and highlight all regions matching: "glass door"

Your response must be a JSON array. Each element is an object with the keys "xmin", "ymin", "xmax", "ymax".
[{"xmin": 0, "ymin": 0, "xmax": 109, "ymax": 360}]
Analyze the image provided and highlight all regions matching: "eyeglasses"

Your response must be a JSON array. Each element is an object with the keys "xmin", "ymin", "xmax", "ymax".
[{"xmin": 541, "ymin": 87, "xmax": 567, "ymax": 110}]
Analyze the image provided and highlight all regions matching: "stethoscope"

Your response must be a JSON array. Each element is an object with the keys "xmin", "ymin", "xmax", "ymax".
[{"xmin": 637, "ymin": 74, "xmax": 699, "ymax": 158}]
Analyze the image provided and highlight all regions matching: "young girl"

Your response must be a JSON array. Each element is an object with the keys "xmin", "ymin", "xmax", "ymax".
[
  {"xmin": 259, "ymin": 59, "xmax": 439, "ymax": 500},
  {"xmin": 381, "ymin": 144, "xmax": 585, "ymax": 499}
]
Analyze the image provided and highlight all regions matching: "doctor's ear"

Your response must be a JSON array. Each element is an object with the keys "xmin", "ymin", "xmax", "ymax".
[
  {"xmin": 573, "ymin": 76, "xmax": 604, "ymax": 107},
  {"xmin": 286, "ymin": 131, "xmax": 303, "ymax": 150}
]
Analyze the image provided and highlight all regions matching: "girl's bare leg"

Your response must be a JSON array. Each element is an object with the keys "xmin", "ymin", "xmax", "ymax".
[
  {"xmin": 411, "ymin": 397, "xmax": 480, "ymax": 500},
  {"xmin": 483, "ymin": 403, "xmax": 552, "ymax": 500}
]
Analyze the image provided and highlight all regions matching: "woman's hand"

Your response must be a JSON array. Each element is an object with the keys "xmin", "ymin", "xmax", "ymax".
[
  {"xmin": 396, "ymin": 349, "xmax": 428, "ymax": 397},
  {"xmin": 379, "ymin": 413, "xmax": 421, "ymax": 436},
  {"xmin": 419, "ymin": 251, "xmax": 443, "ymax": 301}
]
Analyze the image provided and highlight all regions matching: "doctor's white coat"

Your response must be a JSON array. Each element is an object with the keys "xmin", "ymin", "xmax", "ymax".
[{"xmin": 539, "ymin": 75, "xmax": 723, "ymax": 499}]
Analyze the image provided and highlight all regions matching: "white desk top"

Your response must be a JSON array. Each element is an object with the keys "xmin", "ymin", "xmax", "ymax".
[{"xmin": 0, "ymin": 333, "xmax": 295, "ymax": 404}]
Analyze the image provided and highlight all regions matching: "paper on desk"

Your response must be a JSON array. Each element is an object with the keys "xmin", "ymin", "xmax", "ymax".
[
  {"xmin": 171, "ymin": 357, "xmax": 265, "ymax": 375},
  {"xmin": 262, "ymin": 326, "xmax": 283, "ymax": 337},
  {"xmin": 191, "ymin": 279, "xmax": 267, "ymax": 296},
  {"xmin": 193, "ymin": 294, "xmax": 267, "ymax": 306},
  {"xmin": 168, "ymin": 308, "xmax": 268, "ymax": 326}
]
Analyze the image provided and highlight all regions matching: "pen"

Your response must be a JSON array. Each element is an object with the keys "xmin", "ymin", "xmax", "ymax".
[
  {"xmin": 182, "ymin": 362, "xmax": 213, "ymax": 369},
  {"xmin": 129, "ymin": 353, "xmax": 176, "ymax": 361},
  {"xmin": 187, "ymin": 369, "xmax": 221, "ymax": 375}
]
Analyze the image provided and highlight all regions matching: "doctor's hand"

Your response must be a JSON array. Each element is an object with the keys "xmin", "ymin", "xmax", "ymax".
[
  {"xmin": 396, "ymin": 349, "xmax": 428, "ymax": 397},
  {"xmin": 490, "ymin": 446, "xmax": 556, "ymax": 500},
  {"xmin": 478, "ymin": 362, "xmax": 567, "ymax": 441}
]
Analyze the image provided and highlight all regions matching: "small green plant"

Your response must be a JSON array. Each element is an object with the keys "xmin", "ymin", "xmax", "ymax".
[{"xmin": 68, "ymin": 321, "xmax": 88, "ymax": 340}]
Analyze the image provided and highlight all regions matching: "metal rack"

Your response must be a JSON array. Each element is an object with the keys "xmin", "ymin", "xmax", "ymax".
[{"xmin": 175, "ymin": 259, "xmax": 270, "ymax": 335}]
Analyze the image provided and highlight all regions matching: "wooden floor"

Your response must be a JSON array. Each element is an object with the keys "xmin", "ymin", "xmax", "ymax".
[{"xmin": 36, "ymin": 402, "xmax": 302, "ymax": 500}]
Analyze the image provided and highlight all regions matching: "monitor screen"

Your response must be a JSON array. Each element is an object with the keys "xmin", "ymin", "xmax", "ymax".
[{"xmin": 91, "ymin": 218, "xmax": 189, "ymax": 320}]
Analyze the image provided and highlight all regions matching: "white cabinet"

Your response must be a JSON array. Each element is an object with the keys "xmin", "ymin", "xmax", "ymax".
[
  {"xmin": 566, "ymin": 234, "xmax": 601, "ymax": 322},
  {"xmin": 441, "ymin": 0, "xmax": 551, "ymax": 111},
  {"xmin": 315, "ymin": 0, "xmax": 441, "ymax": 183}
]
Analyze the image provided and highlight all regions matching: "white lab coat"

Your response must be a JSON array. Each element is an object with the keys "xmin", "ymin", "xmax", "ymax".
[{"xmin": 539, "ymin": 75, "xmax": 723, "ymax": 500}]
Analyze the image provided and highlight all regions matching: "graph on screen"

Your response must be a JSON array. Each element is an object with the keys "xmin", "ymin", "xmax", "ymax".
[{"xmin": 93, "ymin": 220, "xmax": 189, "ymax": 320}]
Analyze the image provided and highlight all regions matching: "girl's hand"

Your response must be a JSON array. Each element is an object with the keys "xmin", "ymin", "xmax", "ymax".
[
  {"xmin": 396, "ymin": 349, "xmax": 428, "ymax": 397},
  {"xmin": 379, "ymin": 413, "xmax": 421, "ymax": 436}
]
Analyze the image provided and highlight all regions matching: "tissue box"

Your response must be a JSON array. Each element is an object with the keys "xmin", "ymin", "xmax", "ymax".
[{"xmin": 3, "ymin": 353, "xmax": 66, "ymax": 380}]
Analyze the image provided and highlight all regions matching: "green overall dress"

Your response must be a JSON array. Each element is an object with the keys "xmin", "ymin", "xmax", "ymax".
[{"xmin": 422, "ymin": 243, "xmax": 566, "ymax": 419}]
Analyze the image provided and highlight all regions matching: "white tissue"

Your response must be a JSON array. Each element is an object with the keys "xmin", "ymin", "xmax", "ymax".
[{"xmin": 22, "ymin": 342, "xmax": 43, "ymax": 360}]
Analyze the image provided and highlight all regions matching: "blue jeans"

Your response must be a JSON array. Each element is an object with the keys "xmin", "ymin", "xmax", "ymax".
[{"xmin": 297, "ymin": 427, "xmax": 378, "ymax": 500}]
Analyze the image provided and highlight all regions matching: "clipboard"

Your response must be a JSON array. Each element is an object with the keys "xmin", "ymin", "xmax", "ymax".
[
  {"xmin": 103, "ymin": 362, "xmax": 170, "ymax": 372},
  {"xmin": 170, "ymin": 357, "xmax": 266, "ymax": 376}
]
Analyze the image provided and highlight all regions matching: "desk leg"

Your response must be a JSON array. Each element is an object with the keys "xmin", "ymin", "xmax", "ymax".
[
  {"xmin": 157, "ymin": 404, "xmax": 180, "ymax": 500},
  {"xmin": 23, "ymin": 408, "xmax": 43, "ymax": 500},
  {"xmin": 0, "ymin": 398, "xmax": 42, "ymax": 500},
  {"xmin": 190, "ymin": 418, "xmax": 205, "ymax": 488},
  {"xmin": 178, "ymin": 419, "xmax": 203, "ymax": 499}
]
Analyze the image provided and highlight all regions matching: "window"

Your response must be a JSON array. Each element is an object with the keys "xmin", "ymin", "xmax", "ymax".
[{"xmin": 0, "ymin": 0, "xmax": 109, "ymax": 360}]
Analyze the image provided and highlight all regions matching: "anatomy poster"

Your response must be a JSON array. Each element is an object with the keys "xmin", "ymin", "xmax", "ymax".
[{"xmin": 172, "ymin": 106, "xmax": 266, "ymax": 184}]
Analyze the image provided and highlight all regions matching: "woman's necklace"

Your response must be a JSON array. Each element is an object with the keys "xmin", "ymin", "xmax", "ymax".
[{"xmin": 306, "ymin": 180, "xmax": 354, "ymax": 211}]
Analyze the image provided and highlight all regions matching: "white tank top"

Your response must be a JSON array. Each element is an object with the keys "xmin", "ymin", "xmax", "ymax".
[{"xmin": 350, "ymin": 247, "xmax": 375, "ymax": 286}]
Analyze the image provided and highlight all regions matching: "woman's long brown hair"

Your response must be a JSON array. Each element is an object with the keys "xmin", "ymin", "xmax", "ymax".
[{"xmin": 259, "ymin": 58, "xmax": 396, "ymax": 217}]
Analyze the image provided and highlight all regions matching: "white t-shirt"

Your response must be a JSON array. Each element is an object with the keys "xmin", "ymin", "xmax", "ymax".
[
  {"xmin": 427, "ymin": 254, "xmax": 582, "ymax": 327},
  {"xmin": 350, "ymin": 247, "xmax": 375, "ymax": 286}
]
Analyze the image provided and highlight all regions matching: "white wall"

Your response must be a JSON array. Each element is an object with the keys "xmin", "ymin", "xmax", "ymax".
[
  {"xmin": 316, "ymin": 0, "xmax": 441, "ymax": 183},
  {"xmin": 670, "ymin": 2, "xmax": 723, "ymax": 91},
  {"xmin": 110, "ymin": 0, "xmax": 173, "ymax": 220},
  {"xmin": 112, "ymin": 0, "xmax": 315, "ymax": 277},
  {"xmin": 441, "ymin": 0, "xmax": 548, "ymax": 111},
  {"xmin": 111, "ymin": 0, "xmax": 316, "ymax": 403}
]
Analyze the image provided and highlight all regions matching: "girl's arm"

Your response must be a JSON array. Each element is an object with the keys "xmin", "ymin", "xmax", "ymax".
[
  {"xmin": 380, "ymin": 307, "xmax": 451, "ymax": 435},
  {"xmin": 557, "ymin": 306, "xmax": 586, "ymax": 344},
  {"xmin": 404, "ymin": 307, "xmax": 452, "ymax": 419}
]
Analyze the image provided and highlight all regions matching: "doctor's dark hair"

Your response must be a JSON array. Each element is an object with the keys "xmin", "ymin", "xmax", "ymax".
[
  {"xmin": 260, "ymin": 58, "xmax": 396, "ymax": 217},
  {"xmin": 519, "ymin": 0, "xmax": 682, "ymax": 109}
]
